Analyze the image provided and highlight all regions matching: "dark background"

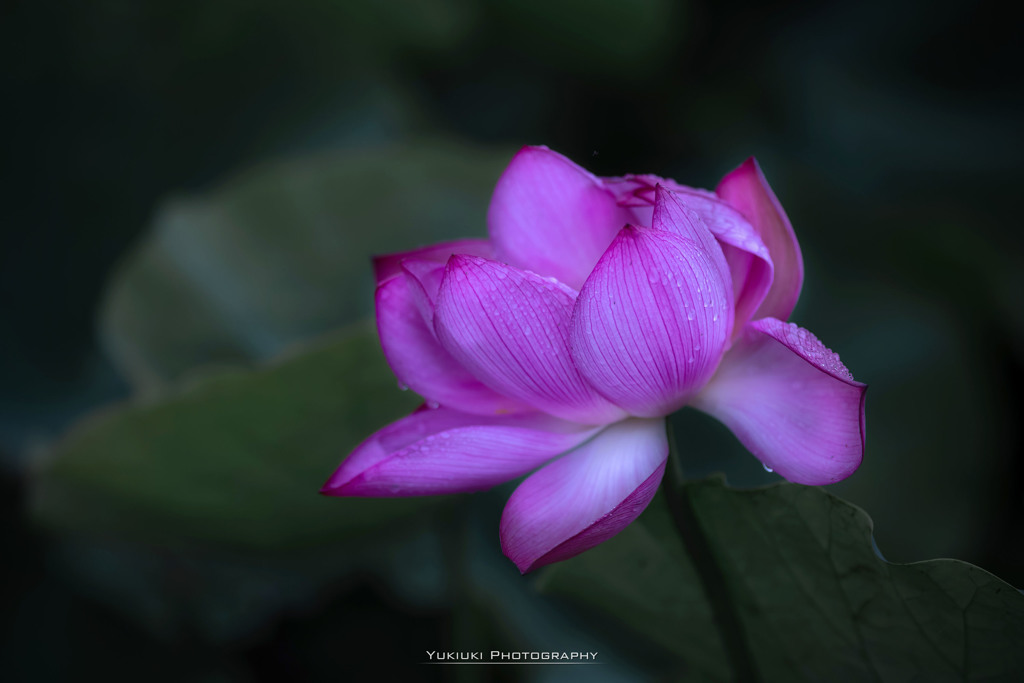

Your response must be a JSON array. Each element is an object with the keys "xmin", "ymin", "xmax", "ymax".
[{"xmin": 2, "ymin": 0, "xmax": 1022, "ymax": 680}]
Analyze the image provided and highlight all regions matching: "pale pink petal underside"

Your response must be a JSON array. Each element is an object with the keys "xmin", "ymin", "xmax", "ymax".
[
  {"xmin": 691, "ymin": 318, "xmax": 866, "ymax": 485},
  {"xmin": 499, "ymin": 417, "xmax": 668, "ymax": 573}
]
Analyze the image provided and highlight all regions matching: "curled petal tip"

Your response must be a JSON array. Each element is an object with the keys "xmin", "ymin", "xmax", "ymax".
[
  {"xmin": 320, "ymin": 483, "xmax": 357, "ymax": 497},
  {"xmin": 319, "ymin": 478, "xmax": 353, "ymax": 497},
  {"xmin": 693, "ymin": 318, "xmax": 866, "ymax": 485}
]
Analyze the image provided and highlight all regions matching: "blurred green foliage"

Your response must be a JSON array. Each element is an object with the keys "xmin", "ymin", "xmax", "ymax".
[
  {"xmin": 33, "ymin": 323, "xmax": 424, "ymax": 550},
  {"xmin": 99, "ymin": 141, "xmax": 514, "ymax": 390},
  {"xmin": 29, "ymin": 323, "xmax": 451, "ymax": 645}
]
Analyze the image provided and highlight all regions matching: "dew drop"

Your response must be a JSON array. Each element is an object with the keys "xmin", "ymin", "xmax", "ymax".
[
  {"xmin": 763, "ymin": 463, "xmax": 774, "ymax": 473},
  {"xmin": 398, "ymin": 381, "xmax": 409, "ymax": 391}
]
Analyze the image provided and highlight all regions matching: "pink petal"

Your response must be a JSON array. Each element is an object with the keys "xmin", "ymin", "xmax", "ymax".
[
  {"xmin": 499, "ymin": 417, "xmax": 668, "ymax": 573},
  {"xmin": 691, "ymin": 318, "xmax": 867, "ymax": 485},
  {"xmin": 322, "ymin": 407, "xmax": 600, "ymax": 496},
  {"xmin": 373, "ymin": 238, "xmax": 494, "ymax": 285},
  {"xmin": 488, "ymin": 146, "xmax": 632, "ymax": 290},
  {"xmin": 716, "ymin": 158, "xmax": 803, "ymax": 321},
  {"xmin": 652, "ymin": 187, "xmax": 734, "ymax": 293},
  {"xmin": 376, "ymin": 271, "xmax": 527, "ymax": 415},
  {"xmin": 602, "ymin": 173, "xmax": 694, "ymax": 210},
  {"xmin": 570, "ymin": 207, "xmax": 733, "ymax": 417},
  {"xmin": 659, "ymin": 187, "xmax": 773, "ymax": 333},
  {"xmin": 435, "ymin": 255, "xmax": 625, "ymax": 424},
  {"xmin": 604, "ymin": 175, "xmax": 774, "ymax": 332},
  {"xmin": 398, "ymin": 257, "xmax": 445, "ymax": 327}
]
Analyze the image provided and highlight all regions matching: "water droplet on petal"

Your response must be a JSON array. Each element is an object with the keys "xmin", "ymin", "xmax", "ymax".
[
  {"xmin": 763, "ymin": 463, "xmax": 774, "ymax": 473},
  {"xmin": 398, "ymin": 381, "xmax": 409, "ymax": 391}
]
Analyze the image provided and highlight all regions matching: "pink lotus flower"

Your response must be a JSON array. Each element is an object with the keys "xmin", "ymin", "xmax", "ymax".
[{"xmin": 322, "ymin": 147, "xmax": 866, "ymax": 573}]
